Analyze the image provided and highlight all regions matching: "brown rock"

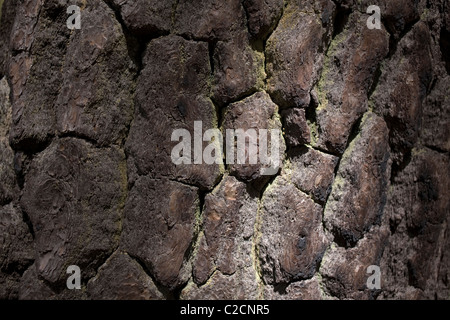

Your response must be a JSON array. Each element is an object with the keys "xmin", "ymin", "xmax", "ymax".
[
  {"xmin": 0, "ymin": 203, "xmax": 34, "ymax": 274},
  {"xmin": 106, "ymin": 0, "xmax": 175, "ymax": 35},
  {"xmin": 21, "ymin": 138, "xmax": 126, "ymax": 285},
  {"xmin": 0, "ymin": 204, "xmax": 34, "ymax": 299},
  {"xmin": 18, "ymin": 264, "xmax": 56, "ymax": 300},
  {"xmin": 87, "ymin": 252, "xmax": 164, "ymax": 300},
  {"xmin": 181, "ymin": 270, "xmax": 260, "ymax": 300},
  {"xmin": 320, "ymin": 225, "xmax": 389, "ymax": 299},
  {"xmin": 264, "ymin": 276, "xmax": 324, "ymax": 300},
  {"xmin": 266, "ymin": 1, "xmax": 334, "ymax": 108},
  {"xmin": 8, "ymin": 0, "xmax": 70, "ymax": 150},
  {"xmin": 174, "ymin": 0, "xmax": 246, "ymax": 42},
  {"xmin": 258, "ymin": 175, "xmax": 329, "ymax": 284},
  {"xmin": 324, "ymin": 113, "xmax": 391, "ymax": 247},
  {"xmin": 314, "ymin": 11, "xmax": 389, "ymax": 154},
  {"xmin": 372, "ymin": 22, "xmax": 433, "ymax": 167},
  {"xmin": 125, "ymin": 35, "xmax": 222, "ymax": 190},
  {"xmin": 380, "ymin": 149, "xmax": 450, "ymax": 299},
  {"xmin": 122, "ymin": 177, "xmax": 199, "ymax": 290},
  {"xmin": 288, "ymin": 147, "xmax": 339, "ymax": 203},
  {"xmin": 360, "ymin": 0, "xmax": 420, "ymax": 39},
  {"xmin": 242, "ymin": 0, "xmax": 284, "ymax": 39},
  {"xmin": 222, "ymin": 92, "xmax": 285, "ymax": 181},
  {"xmin": 192, "ymin": 175, "xmax": 258, "ymax": 285},
  {"xmin": 56, "ymin": 0, "xmax": 135, "ymax": 147},
  {"xmin": 212, "ymin": 33, "xmax": 265, "ymax": 106},
  {"xmin": 281, "ymin": 108, "xmax": 311, "ymax": 147},
  {"xmin": 420, "ymin": 76, "xmax": 450, "ymax": 153},
  {"xmin": 0, "ymin": 77, "xmax": 18, "ymax": 205}
]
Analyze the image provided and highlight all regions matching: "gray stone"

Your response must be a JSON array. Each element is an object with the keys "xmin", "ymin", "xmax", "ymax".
[
  {"xmin": 222, "ymin": 92, "xmax": 285, "ymax": 182},
  {"xmin": 125, "ymin": 35, "xmax": 222, "ymax": 190},
  {"xmin": 192, "ymin": 175, "xmax": 258, "ymax": 285},
  {"xmin": 21, "ymin": 138, "xmax": 126, "ymax": 285},
  {"xmin": 314, "ymin": 11, "xmax": 389, "ymax": 154},
  {"xmin": 122, "ymin": 176, "xmax": 199, "ymax": 290},
  {"xmin": 288, "ymin": 147, "xmax": 339, "ymax": 203},
  {"xmin": 258, "ymin": 175, "xmax": 329, "ymax": 284},
  {"xmin": 88, "ymin": 251, "xmax": 164, "ymax": 300},
  {"xmin": 324, "ymin": 113, "xmax": 391, "ymax": 247}
]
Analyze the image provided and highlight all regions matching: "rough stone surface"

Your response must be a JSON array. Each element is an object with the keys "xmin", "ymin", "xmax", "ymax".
[
  {"xmin": 281, "ymin": 108, "xmax": 311, "ymax": 147},
  {"xmin": 314, "ymin": 11, "xmax": 389, "ymax": 154},
  {"xmin": 192, "ymin": 175, "xmax": 258, "ymax": 285},
  {"xmin": 122, "ymin": 176, "xmax": 199, "ymax": 290},
  {"xmin": 0, "ymin": 203, "xmax": 34, "ymax": 299},
  {"xmin": 263, "ymin": 276, "xmax": 325, "ymax": 300},
  {"xmin": 287, "ymin": 147, "xmax": 339, "ymax": 203},
  {"xmin": 125, "ymin": 35, "xmax": 222, "ymax": 190},
  {"xmin": 87, "ymin": 251, "xmax": 164, "ymax": 300},
  {"xmin": 107, "ymin": 0, "xmax": 175, "ymax": 35},
  {"xmin": 173, "ymin": 0, "xmax": 246, "ymax": 42},
  {"xmin": 8, "ymin": 0, "xmax": 70, "ymax": 150},
  {"xmin": 0, "ymin": 77, "xmax": 17, "ymax": 205},
  {"xmin": 324, "ymin": 113, "xmax": 391, "ymax": 247},
  {"xmin": 379, "ymin": 149, "xmax": 450, "ymax": 299},
  {"xmin": 320, "ymin": 225, "xmax": 390, "ymax": 299},
  {"xmin": 266, "ymin": 1, "xmax": 335, "ymax": 108},
  {"xmin": 372, "ymin": 22, "xmax": 433, "ymax": 167},
  {"xmin": 211, "ymin": 33, "xmax": 265, "ymax": 106},
  {"xmin": 222, "ymin": 91, "xmax": 285, "ymax": 182},
  {"xmin": 421, "ymin": 76, "xmax": 450, "ymax": 152},
  {"xmin": 0, "ymin": 0, "xmax": 449, "ymax": 300},
  {"xmin": 258, "ymin": 175, "xmax": 329, "ymax": 284},
  {"xmin": 243, "ymin": 0, "xmax": 284, "ymax": 39},
  {"xmin": 21, "ymin": 137, "xmax": 126, "ymax": 285},
  {"xmin": 181, "ymin": 269, "xmax": 260, "ymax": 300},
  {"xmin": 55, "ymin": 1, "xmax": 135, "ymax": 147}
]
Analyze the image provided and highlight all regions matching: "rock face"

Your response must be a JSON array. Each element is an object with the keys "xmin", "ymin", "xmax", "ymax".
[
  {"xmin": 222, "ymin": 92, "xmax": 285, "ymax": 182},
  {"xmin": 0, "ymin": 0, "xmax": 449, "ymax": 300},
  {"xmin": 21, "ymin": 138, "xmax": 126, "ymax": 285},
  {"xmin": 122, "ymin": 177, "xmax": 199, "ymax": 290},
  {"xmin": 324, "ymin": 113, "xmax": 391, "ymax": 247},
  {"xmin": 258, "ymin": 175, "xmax": 329, "ymax": 284}
]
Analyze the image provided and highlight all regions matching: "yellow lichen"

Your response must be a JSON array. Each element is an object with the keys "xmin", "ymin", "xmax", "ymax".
[{"xmin": 0, "ymin": 0, "xmax": 4, "ymax": 24}]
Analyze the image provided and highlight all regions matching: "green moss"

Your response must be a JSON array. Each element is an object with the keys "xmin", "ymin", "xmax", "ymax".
[
  {"xmin": 252, "ymin": 201, "xmax": 265, "ymax": 300},
  {"xmin": 420, "ymin": 8, "xmax": 429, "ymax": 21},
  {"xmin": 315, "ymin": 31, "xmax": 347, "ymax": 111},
  {"xmin": 115, "ymin": 157, "xmax": 128, "ymax": 243},
  {"xmin": 0, "ymin": 0, "xmax": 4, "ymax": 24},
  {"xmin": 179, "ymin": 42, "xmax": 187, "ymax": 65},
  {"xmin": 254, "ymin": 50, "xmax": 266, "ymax": 91},
  {"xmin": 339, "ymin": 111, "xmax": 372, "ymax": 164},
  {"xmin": 308, "ymin": 120, "xmax": 319, "ymax": 146},
  {"xmin": 411, "ymin": 147, "xmax": 426, "ymax": 157}
]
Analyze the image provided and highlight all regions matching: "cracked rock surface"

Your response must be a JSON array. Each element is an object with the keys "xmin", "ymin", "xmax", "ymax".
[{"xmin": 0, "ymin": 0, "xmax": 449, "ymax": 300}]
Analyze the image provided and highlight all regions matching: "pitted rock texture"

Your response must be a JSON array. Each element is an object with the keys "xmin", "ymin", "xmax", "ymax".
[
  {"xmin": 0, "ymin": 0, "xmax": 449, "ymax": 300},
  {"xmin": 258, "ymin": 175, "xmax": 329, "ymax": 284},
  {"xmin": 222, "ymin": 91, "xmax": 285, "ymax": 182}
]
